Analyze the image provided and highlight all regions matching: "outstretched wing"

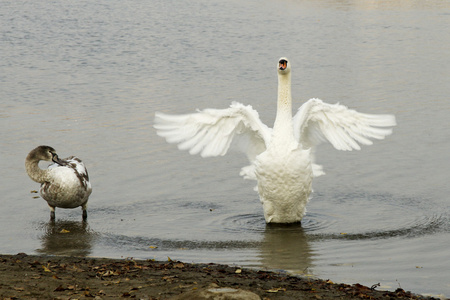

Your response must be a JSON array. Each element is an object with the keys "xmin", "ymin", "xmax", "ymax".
[
  {"xmin": 154, "ymin": 102, "xmax": 271, "ymax": 163},
  {"xmin": 293, "ymin": 98, "xmax": 396, "ymax": 151}
]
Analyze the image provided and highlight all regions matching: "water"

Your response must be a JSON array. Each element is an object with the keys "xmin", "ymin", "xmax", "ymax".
[{"xmin": 1, "ymin": 0, "xmax": 449, "ymax": 297}]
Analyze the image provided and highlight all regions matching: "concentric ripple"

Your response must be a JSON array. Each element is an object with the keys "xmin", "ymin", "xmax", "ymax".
[
  {"xmin": 220, "ymin": 213, "xmax": 267, "ymax": 234},
  {"xmin": 207, "ymin": 192, "xmax": 449, "ymax": 242},
  {"xmin": 303, "ymin": 192, "xmax": 449, "ymax": 241},
  {"xmin": 96, "ymin": 192, "xmax": 449, "ymax": 257}
]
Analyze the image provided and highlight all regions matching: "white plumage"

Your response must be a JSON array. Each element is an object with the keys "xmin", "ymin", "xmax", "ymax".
[
  {"xmin": 25, "ymin": 145, "xmax": 92, "ymax": 220},
  {"xmin": 154, "ymin": 58, "xmax": 396, "ymax": 223}
]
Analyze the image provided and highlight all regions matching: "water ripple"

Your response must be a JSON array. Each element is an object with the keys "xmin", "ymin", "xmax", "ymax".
[
  {"xmin": 220, "ymin": 213, "xmax": 266, "ymax": 234},
  {"xmin": 96, "ymin": 192, "xmax": 449, "ymax": 254},
  {"xmin": 304, "ymin": 192, "xmax": 449, "ymax": 241},
  {"xmin": 204, "ymin": 192, "xmax": 449, "ymax": 242}
]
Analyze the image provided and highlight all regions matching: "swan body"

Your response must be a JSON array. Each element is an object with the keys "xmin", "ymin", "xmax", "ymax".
[
  {"xmin": 154, "ymin": 58, "xmax": 396, "ymax": 223},
  {"xmin": 25, "ymin": 145, "xmax": 92, "ymax": 220}
]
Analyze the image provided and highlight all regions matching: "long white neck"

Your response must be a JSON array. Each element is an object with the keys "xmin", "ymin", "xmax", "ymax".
[
  {"xmin": 25, "ymin": 158, "xmax": 49, "ymax": 184},
  {"xmin": 272, "ymin": 72, "xmax": 294, "ymax": 142}
]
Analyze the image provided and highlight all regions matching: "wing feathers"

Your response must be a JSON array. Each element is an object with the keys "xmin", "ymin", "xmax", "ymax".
[
  {"xmin": 154, "ymin": 102, "xmax": 270, "ymax": 160},
  {"xmin": 294, "ymin": 98, "xmax": 396, "ymax": 151}
]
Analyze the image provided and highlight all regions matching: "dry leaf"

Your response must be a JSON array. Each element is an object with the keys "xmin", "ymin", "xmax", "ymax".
[
  {"xmin": 72, "ymin": 265, "xmax": 85, "ymax": 272},
  {"xmin": 60, "ymin": 229, "xmax": 70, "ymax": 233},
  {"xmin": 103, "ymin": 281, "xmax": 121, "ymax": 286},
  {"xmin": 149, "ymin": 246, "xmax": 158, "ymax": 249},
  {"xmin": 162, "ymin": 276, "xmax": 176, "ymax": 282},
  {"xmin": 102, "ymin": 270, "xmax": 119, "ymax": 277},
  {"xmin": 173, "ymin": 263, "xmax": 185, "ymax": 269},
  {"xmin": 54, "ymin": 285, "xmax": 65, "ymax": 292},
  {"xmin": 235, "ymin": 269, "xmax": 242, "ymax": 274},
  {"xmin": 13, "ymin": 287, "xmax": 25, "ymax": 291},
  {"xmin": 42, "ymin": 265, "xmax": 51, "ymax": 272},
  {"xmin": 84, "ymin": 290, "xmax": 93, "ymax": 297},
  {"xmin": 266, "ymin": 287, "xmax": 286, "ymax": 293}
]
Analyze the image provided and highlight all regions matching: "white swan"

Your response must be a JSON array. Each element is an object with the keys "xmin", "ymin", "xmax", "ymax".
[
  {"xmin": 25, "ymin": 145, "xmax": 92, "ymax": 220},
  {"xmin": 154, "ymin": 58, "xmax": 396, "ymax": 223}
]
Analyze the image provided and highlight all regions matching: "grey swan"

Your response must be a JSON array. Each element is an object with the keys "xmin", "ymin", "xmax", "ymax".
[{"xmin": 25, "ymin": 145, "xmax": 92, "ymax": 220}]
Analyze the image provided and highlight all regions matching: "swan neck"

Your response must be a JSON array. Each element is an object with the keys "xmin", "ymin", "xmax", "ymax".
[
  {"xmin": 274, "ymin": 73, "xmax": 293, "ymax": 132},
  {"xmin": 277, "ymin": 73, "xmax": 292, "ymax": 112},
  {"xmin": 25, "ymin": 156, "xmax": 49, "ymax": 184}
]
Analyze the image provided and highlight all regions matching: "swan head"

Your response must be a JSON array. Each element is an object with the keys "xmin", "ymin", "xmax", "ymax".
[
  {"xmin": 277, "ymin": 57, "xmax": 291, "ymax": 75},
  {"xmin": 28, "ymin": 145, "xmax": 66, "ymax": 166}
]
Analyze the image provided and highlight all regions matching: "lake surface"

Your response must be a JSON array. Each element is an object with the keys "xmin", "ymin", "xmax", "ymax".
[{"xmin": 1, "ymin": 0, "xmax": 449, "ymax": 297}]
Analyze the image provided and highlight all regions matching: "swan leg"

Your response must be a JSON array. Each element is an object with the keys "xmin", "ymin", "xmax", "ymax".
[
  {"xmin": 82, "ymin": 204, "xmax": 87, "ymax": 221},
  {"xmin": 49, "ymin": 206, "xmax": 55, "ymax": 220}
]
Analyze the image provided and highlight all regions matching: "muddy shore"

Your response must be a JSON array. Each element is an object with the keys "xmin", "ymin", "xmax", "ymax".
[{"xmin": 0, "ymin": 253, "xmax": 441, "ymax": 299}]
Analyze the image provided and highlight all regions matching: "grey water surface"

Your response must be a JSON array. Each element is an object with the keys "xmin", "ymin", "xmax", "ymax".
[{"xmin": 1, "ymin": 0, "xmax": 449, "ymax": 297}]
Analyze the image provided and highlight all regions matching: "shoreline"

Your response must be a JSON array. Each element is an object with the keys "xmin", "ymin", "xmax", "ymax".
[{"xmin": 0, "ymin": 253, "xmax": 441, "ymax": 299}]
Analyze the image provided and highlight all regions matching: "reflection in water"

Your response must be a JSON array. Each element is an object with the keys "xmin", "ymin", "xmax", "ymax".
[
  {"xmin": 259, "ymin": 223, "xmax": 314, "ymax": 274},
  {"xmin": 36, "ymin": 220, "xmax": 97, "ymax": 257},
  {"xmin": 99, "ymin": 220, "xmax": 316, "ymax": 276}
]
